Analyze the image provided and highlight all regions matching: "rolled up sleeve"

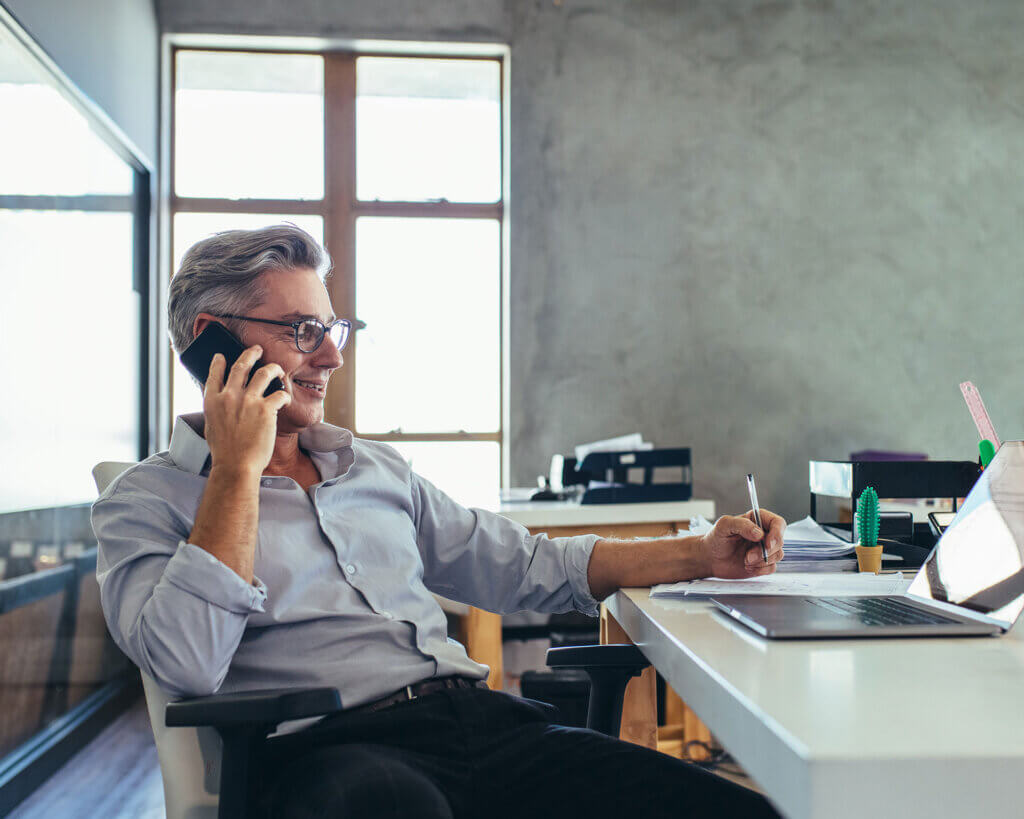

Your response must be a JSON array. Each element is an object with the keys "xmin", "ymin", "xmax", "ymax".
[
  {"xmin": 92, "ymin": 492, "xmax": 265, "ymax": 698},
  {"xmin": 164, "ymin": 541, "xmax": 267, "ymax": 613},
  {"xmin": 411, "ymin": 472, "xmax": 600, "ymax": 616}
]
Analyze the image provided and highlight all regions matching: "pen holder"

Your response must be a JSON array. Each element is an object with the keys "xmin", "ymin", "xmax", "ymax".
[{"xmin": 855, "ymin": 544, "xmax": 883, "ymax": 574}]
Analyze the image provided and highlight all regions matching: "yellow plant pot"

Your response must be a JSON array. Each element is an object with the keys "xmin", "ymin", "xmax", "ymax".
[{"xmin": 855, "ymin": 544, "xmax": 883, "ymax": 574}]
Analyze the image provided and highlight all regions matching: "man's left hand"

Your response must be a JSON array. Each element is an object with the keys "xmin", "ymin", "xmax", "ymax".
[{"xmin": 701, "ymin": 510, "xmax": 786, "ymax": 579}]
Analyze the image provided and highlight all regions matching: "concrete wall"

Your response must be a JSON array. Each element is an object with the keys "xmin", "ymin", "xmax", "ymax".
[
  {"xmin": 159, "ymin": 0, "xmax": 1024, "ymax": 520},
  {"xmin": 3, "ymin": 0, "xmax": 159, "ymax": 163},
  {"xmin": 158, "ymin": 0, "xmax": 507, "ymax": 42}
]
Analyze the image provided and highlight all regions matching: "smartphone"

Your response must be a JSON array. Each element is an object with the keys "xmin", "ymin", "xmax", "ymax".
[
  {"xmin": 928, "ymin": 511, "xmax": 957, "ymax": 539},
  {"xmin": 180, "ymin": 322, "xmax": 284, "ymax": 396}
]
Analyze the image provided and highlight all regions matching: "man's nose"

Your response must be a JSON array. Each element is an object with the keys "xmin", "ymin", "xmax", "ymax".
[{"xmin": 314, "ymin": 339, "xmax": 344, "ymax": 369}]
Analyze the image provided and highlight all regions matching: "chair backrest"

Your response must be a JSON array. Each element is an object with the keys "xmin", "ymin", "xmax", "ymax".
[
  {"xmin": 93, "ymin": 461, "xmax": 221, "ymax": 819},
  {"xmin": 91, "ymin": 461, "xmax": 137, "ymax": 497},
  {"xmin": 141, "ymin": 672, "xmax": 220, "ymax": 819}
]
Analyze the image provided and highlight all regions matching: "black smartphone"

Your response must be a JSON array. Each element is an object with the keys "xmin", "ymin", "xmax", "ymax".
[
  {"xmin": 928, "ymin": 511, "xmax": 957, "ymax": 539},
  {"xmin": 180, "ymin": 322, "xmax": 284, "ymax": 397}
]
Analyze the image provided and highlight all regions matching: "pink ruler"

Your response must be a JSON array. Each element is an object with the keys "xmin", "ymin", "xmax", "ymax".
[{"xmin": 959, "ymin": 381, "xmax": 1001, "ymax": 448}]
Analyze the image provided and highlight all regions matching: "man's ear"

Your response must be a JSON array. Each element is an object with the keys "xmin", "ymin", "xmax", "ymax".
[{"xmin": 192, "ymin": 313, "xmax": 220, "ymax": 340}]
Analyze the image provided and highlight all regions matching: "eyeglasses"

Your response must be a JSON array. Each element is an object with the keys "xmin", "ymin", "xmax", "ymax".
[{"xmin": 216, "ymin": 314, "xmax": 363, "ymax": 353}]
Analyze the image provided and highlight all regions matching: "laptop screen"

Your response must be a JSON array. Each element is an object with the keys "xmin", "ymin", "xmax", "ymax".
[{"xmin": 908, "ymin": 441, "xmax": 1024, "ymax": 626}]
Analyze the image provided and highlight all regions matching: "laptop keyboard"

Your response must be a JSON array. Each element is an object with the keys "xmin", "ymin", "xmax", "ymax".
[{"xmin": 811, "ymin": 597, "xmax": 960, "ymax": 626}]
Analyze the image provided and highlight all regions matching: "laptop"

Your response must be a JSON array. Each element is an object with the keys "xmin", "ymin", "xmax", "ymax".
[{"xmin": 710, "ymin": 440, "xmax": 1024, "ymax": 638}]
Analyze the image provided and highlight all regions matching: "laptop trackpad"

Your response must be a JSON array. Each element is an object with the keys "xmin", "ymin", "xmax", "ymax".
[
  {"xmin": 711, "ymin": 595, "xmax": 906, "ymax": 636},
  {"xmin": 712, "ymin": 595, "xmax": 860, "ymax": 633}
]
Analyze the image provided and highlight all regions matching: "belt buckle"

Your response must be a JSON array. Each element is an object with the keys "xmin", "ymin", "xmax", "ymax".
[{"xmin": 405, "ymin": 684, "xmax": 416, "ymax": 701}]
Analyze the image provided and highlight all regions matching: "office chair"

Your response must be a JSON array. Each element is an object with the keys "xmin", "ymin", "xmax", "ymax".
[{"xmin": 93, "ymin": 461, "xmax": 649, "ymax": 819}]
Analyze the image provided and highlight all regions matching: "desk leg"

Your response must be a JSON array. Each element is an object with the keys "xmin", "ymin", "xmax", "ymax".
[
  {"xmin": 600, "ymin": 605, "xmax": 657, "ymax": 750},
  {"xmin": 663, "ymin": 687, "xmax": 713, "ymax": 760},
  {"xmin": 460, "ymin": 607, "xmax": 504, "ymax": 690}
]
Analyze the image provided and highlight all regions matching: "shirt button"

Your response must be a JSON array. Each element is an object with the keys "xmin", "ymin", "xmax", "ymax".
[{"xmin": 345, "ymin": 564, "xmax": 356, "ymax": 574}]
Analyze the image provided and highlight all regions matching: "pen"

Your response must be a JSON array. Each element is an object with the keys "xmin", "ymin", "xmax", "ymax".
[{"xmin": 746, "ymin": 473, "xmax": 768, "ymax": 563}]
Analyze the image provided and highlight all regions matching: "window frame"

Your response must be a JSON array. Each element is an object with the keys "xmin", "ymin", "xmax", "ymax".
[{"xmin": 167, "ymin": 43, "xmax": 509, "ymax": 488}]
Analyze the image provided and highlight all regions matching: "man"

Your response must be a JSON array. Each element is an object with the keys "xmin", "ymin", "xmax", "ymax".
[{"xmin": 93, "ymin": 225, "xmax": 786, "ymax": 818}]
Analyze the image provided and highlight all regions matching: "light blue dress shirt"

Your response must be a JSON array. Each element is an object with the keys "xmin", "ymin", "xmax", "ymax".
[{"xmin": 92, "ymin": 414, "xmax": 599, "ymax": 708}]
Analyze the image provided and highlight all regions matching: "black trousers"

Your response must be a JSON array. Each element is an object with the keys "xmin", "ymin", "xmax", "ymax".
[{"xmin": 258, "ymin": 687, "xmax": 780, "ymax": 818}]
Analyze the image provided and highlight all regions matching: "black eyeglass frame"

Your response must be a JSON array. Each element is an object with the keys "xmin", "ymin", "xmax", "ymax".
[{"xmin": 215, "ymin": 314, "xmax": 363, "ymax": 353}]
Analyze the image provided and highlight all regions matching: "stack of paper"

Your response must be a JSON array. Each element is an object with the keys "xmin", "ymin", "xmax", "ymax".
[
  {"xmin": 776, "ymin": 516, "xmax": 856, "ymax": 572},
  {"xmin": 574, "ymin": 432, "xmax": 653, "ymax": 463},
  {"xmin": 685, "ymin": 515, "xmax": 899, "ymax": 573},
  {"xmin": 780, "ymin": 516, "xmax": 852, "ymax": 555}
]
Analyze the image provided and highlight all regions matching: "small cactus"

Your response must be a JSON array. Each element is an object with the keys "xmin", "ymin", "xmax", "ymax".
[{"xmin": 856, "ymin": 487, "xmax": 880, "ymax": 547}]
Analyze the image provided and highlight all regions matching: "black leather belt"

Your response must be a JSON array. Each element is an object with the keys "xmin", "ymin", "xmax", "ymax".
[{"xmin": 350, "ymin": 676, "xmax": 488, "ymax": 715}]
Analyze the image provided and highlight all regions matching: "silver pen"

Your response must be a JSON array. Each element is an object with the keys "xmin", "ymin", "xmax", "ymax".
[{"xmin": 746, "ymin": 473, "xmax": 768, "ymax": 563}]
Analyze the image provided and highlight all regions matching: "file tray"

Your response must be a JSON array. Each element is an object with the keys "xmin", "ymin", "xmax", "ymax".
[
  {"xmin": 570, "ymin": 448, "xmax": 692, "ymax": 505},
  {"xmin": 809, "ymin": 459, "xmax": 981, "ymax": 542}
]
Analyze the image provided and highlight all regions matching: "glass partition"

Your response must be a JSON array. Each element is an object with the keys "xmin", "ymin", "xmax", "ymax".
[{"xmin": 0, "ymin": 8, "xmax": 148, "ymax": 810}]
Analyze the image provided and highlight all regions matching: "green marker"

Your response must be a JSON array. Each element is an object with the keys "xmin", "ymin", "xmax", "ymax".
[{"xmin": 979, "ymin": 439, "xmax": 996, "ymax": 468}]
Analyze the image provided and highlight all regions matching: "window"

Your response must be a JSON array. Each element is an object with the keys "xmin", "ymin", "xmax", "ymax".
[
  {"xmin": 0, "ymin": 5, "xmax": 147, "ymax": 798},
  {"xmin": 0, "ymin": 20, "xmax": 150, "ymax": 510},
  {"xmin": 170, "ymin": 48, "xmax": 505, "ymax": 505}
]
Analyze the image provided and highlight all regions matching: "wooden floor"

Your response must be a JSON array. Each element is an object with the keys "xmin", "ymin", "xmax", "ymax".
[{"xmin": 8, "ymin": 696, "xmax": 164, "ymax": 818}]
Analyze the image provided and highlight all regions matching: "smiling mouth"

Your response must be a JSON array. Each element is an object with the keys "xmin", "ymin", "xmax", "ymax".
[{"xmin": 293, "ymin": 379, "xmax": 326, "ymax": 396}]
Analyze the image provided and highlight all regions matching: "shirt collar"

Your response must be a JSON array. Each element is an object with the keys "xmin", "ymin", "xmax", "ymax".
[{"xmin": 168, "ymin": 413, "xmax": 355, "ymax": 476}]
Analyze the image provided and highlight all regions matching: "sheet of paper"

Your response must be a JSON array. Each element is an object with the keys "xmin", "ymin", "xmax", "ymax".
[
  {"xmin": 776, "ymin": 553, "xmax": 901, "ymax": 573},
  {"xmin": 689, "ymin": 515, "xmax": 848, "ymax": 545},
  {"xmin": 782, "ymin": 516, "xmax": 848, "ymax": 545},
  {"xmin": 688, "ymin": 514, "xmax": 856, "ymax": 558},
  {"xmin": 574, "ymin": 432, "xmax": 652, "ymax": 463},
  {"xmin": 651, "ymin": 572, "xmax": 911, "ymax": 599}
]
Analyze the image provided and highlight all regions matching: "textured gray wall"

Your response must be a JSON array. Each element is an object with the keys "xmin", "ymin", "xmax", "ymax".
[
  {"xmin": 158, "ymin": 0, "xmax": 507, "ymax": 41},
  {"xmin": 3, "ymin": 0, "xmax": 158, "ymax": 162},
  {"xmin": 160, "ymin": 0, "xmax": 1024, "ymax": 520}
]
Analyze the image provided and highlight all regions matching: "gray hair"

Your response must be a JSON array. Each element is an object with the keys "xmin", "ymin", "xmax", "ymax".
[{"xmin": 168, "ymin": 224, "xmax": 331, "ymax": 353}]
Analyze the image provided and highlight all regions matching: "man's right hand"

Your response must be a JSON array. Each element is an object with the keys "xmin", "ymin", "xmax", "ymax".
[{"xmin": 203, "ymin": 346, "xmax": 291, "ymax": 477}]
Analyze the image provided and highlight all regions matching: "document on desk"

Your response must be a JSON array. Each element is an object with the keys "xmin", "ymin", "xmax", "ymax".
[
  {"xmin": 686, "ymin": 515, "xmax": 905, "ymax": 572},
  {"xmin": 651, "ymin": 572, "xmax": 911, "ymax": 599},
  {"xmin": 688, "ymin": 515, "xmax": 854, "ymax": 555}
]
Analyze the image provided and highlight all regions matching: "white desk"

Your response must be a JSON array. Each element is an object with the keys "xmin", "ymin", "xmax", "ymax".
[
  {"xmin": 606, "ymin": 588, "xmax": 1024, "ymax": 819},
  {"xmin": 496, "ymin": 499, "xmax": 715, "ymax": 531}
]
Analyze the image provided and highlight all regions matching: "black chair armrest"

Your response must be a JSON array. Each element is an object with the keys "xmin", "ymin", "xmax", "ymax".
[
  {"xmin": 166, "ymin": 686, "xmax": 342, "ymax": 728},
  {"xmin": 545, "ymin": 645, "xmax": 650, "ymax": 737},
  {"xmin": 166, "ymin": 687, "xmax": 342, "ymax": 819},
  {"xmin": 546, "ymin": 643, "xmax": 648, "ymax": 670}
]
